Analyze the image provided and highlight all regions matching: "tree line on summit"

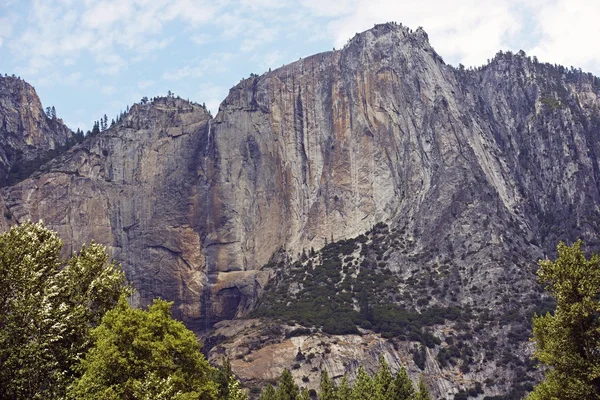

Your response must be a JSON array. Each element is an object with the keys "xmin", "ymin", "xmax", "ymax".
[{"xmin": 0, "ymin": 222, "xmax": 598, "ymax": 399}]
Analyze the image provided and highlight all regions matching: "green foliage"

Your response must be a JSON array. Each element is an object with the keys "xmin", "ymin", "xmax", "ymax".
[
  {"xmin": 415, "ymin": 375, "xmax": 432, "ymax": 400},
  {"xmin": 374, "ymin": 356, "xmax": 393, "ymax": 399},
  {"xmin": 0, "ymin": 221, "xmax": 128, "ymax": 399},
  {"xmin": 214, "ymin": 358, "xmax": 233, "ymax": 398},
  {"xmin": 259, "ymin": 385, "xmax": 277, "ymax": 400},
  {"xmin": 539, "ymin": 96, "xmax": 563, "ymax": 111},
  {"xmin": 336, "ymin": 375, "xmax": 351, "ymax": 400},
  {"xmin": 227, "ymin": 375, "xmax": 249, "ymax": 400},
  {"xmin": 259, "ymin": 358, "xmax": 419, "ymax": 400},
  {"xmin": 351, "ymin": 367, "xmax": 375, "ymax": 400},
  {"xmin": 319, "ymin": 370, "xmax": 336, "ymax": 400},
  {"xmin": 68, "ymin": 296, "xmax": 219, "ymax": 400},
  {"xmin": 275, "ymin": 369, "xmax": 300, "ymax": 400},
  {"xmin": 298, "ymin": 387, "xmax": 311, "ymax": 400},
  {"xmin": 527, "ymin": 240, "xmax": 600, "ymax": 400},
  {"xmin": 252, "ymin": 227, "xmax": 467, "ymax": 346},
  {"xmin": 389, "ymin": 366, "xmax": 415, "ymax": 400}
]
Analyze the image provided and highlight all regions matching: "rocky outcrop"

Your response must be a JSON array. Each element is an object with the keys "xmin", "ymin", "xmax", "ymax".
[{"xmin": 0, "ymin": 75, "xmax": 72, "ymax": 186}]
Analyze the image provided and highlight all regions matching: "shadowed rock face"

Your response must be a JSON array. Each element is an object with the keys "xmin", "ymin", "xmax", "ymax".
[
  {"xmin": 2, "ymin": 22, "xmax": 600, "ymax": 333},
  {"xmin": 0, "ymin": 76, "xmax": 73, "ymax": 186}
]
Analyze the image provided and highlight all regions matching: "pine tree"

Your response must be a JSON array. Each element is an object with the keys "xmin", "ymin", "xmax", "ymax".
[
  {"xmin": 374, "ymin": 355, "xmax": 393, "ymax": 399},
  {"xmin": 337, "ymin": 375, "xmax": 352, "ymax": 400},
  {"xmin": 91, "ymin": 120, "xmax": 100, "ymax": 136},
  {"xmin": 388, "ymin": 366, "xmax": 415, "ymax": 400},
  {"xmin": 415, "ymin": 375, "xmax": 432, "ymax": 400},
  {"xmin": 319, "ymin": 370, "xmax": 336, "ymax": 400},
  {"xmin": 227, "ymin": 375, "xmax": 249, "ymax": 400},
  {"xmin": 298, "ymin": 387, "xmax": 311, "ymax": 400},
  {"xmin": 527, "ymin": 240, "xmax": 600, "ymax": 399},
  {"xmin": 276, "ymin": 369, "xmax": 299, "ymax": 400},
  {"xmin": 351, "ymin": 367, "xmax": 375, "ymax": 400},
  {"xmin": 259, "ymin": 384, "xmax": 277, "ymax": 400},
  {"xmin": 215, "ymin": 357, "xmax": 233, "ymax": 398}
]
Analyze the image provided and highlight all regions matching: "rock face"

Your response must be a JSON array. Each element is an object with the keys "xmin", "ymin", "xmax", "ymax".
[
  {"xmin": 2, "ymin": 22, "xmax": 600, "ymax": 396},
  {"xmin": 3, "ymin": 98, "xmax": 217, "ymax": 329},
  {"xmin": 0, "ymin": 75, "xmax": 72, "ymax": 186}
]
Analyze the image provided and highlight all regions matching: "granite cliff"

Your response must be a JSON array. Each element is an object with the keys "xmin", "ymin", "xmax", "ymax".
[
  {"xmin": 2, "ymin": 22, "xmax": 600, "ymax": 398},
  {"xmin": 0, "ymin": 75, "xmax": 73, "ymax": 187}
]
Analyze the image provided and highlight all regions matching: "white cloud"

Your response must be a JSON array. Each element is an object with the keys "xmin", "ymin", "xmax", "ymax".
[
  {"xmin": 81, "ymin": 0, "xmax": 133, "ymax": 29},
  {"xmin": 528, "ymin": 0, "xmax": 600, "ymax": 73},
  {"xmin": 297, "ymin": 0, "xmax": 600, "ymax": 74}
]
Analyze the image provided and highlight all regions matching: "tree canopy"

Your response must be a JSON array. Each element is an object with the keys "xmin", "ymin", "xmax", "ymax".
[
  {"xmin": 69, "ymin": 296, "xmax": 220, "ymax": 400},
  {"xmin": 0, "ymin": 221, "xmax": 128, "ymax": 399},
  {"xmin": 527, "ymin": 240, "xmax": 600, "ymax": 399}
]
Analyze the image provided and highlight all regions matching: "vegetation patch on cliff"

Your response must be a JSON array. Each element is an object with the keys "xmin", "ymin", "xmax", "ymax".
[{"xmin": 252, "ymin": 223, "xmax": 470, "ymax": 347}]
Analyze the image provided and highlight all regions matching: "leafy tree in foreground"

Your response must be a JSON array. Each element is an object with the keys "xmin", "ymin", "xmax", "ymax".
[
  {"xmin": 527, "ymin": 240, "xmax": 600, "ymax": 400},
  {"xmin": 0, "ymin": 221, "xmax": 128, "ymax": 399},
  {"xmin": 69, "ymin": 296, "xmax": 219, "ymax": 400}
]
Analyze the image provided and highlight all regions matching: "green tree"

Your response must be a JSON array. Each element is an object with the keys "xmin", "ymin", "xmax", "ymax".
[
  {"xmin": 214, "ymin": 358, "xmax": 233, "ymax": 398},
  {"xmin": 336, "ymin": 375, "xmax": 352, "ymax": 400},
  {"xmin": 227, "ymin": 375, "xmax": 249, "ymax": 400},
  {"xmin": 276, "ymin": 369, "xmax": 299, "ymax": 400},
  {"xmin": 297, "ymin": 387, "xmax": 310, "ymax": 400},
  {"xmin": 259, "ymin": 384, "xmax": 277, "ymax": 400},
  {"xmin": 527, "ymin": 240, "xmax": 600, "ymax": 400},
  {"xmin": 374, "ymin": 355, "xmax": 393, "ymax": 399},
  {"xmin": 0, "ymin": 221, "xmax": 128, "ymax": 399},
  {"xmin": 319, "ymin": 370, "xmax": 336, "ymax": 400},
  {"xmin": 69, "ymin": 296, "xmax": 219, "ymax": 400},
  {"xmin": 415, "ymin": 375, "xmax": 431, "ymax": 400},
  {"xmin": 351, "ymin": 367, "xmax": 375, "ymax": 400},
  {"xmin": 388, "ymin": 366, "xmax": 415, "ymax": 400}
]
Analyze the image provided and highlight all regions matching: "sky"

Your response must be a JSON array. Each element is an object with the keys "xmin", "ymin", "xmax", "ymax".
[{"xmin": 0, "ymin": 0, "xmax": 599, "ymax": 132}]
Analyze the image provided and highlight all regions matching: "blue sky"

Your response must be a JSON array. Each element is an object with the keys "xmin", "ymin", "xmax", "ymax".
[{"xmin": 1, "ymin": 0, "xmax": 599, "ymax": 132}]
